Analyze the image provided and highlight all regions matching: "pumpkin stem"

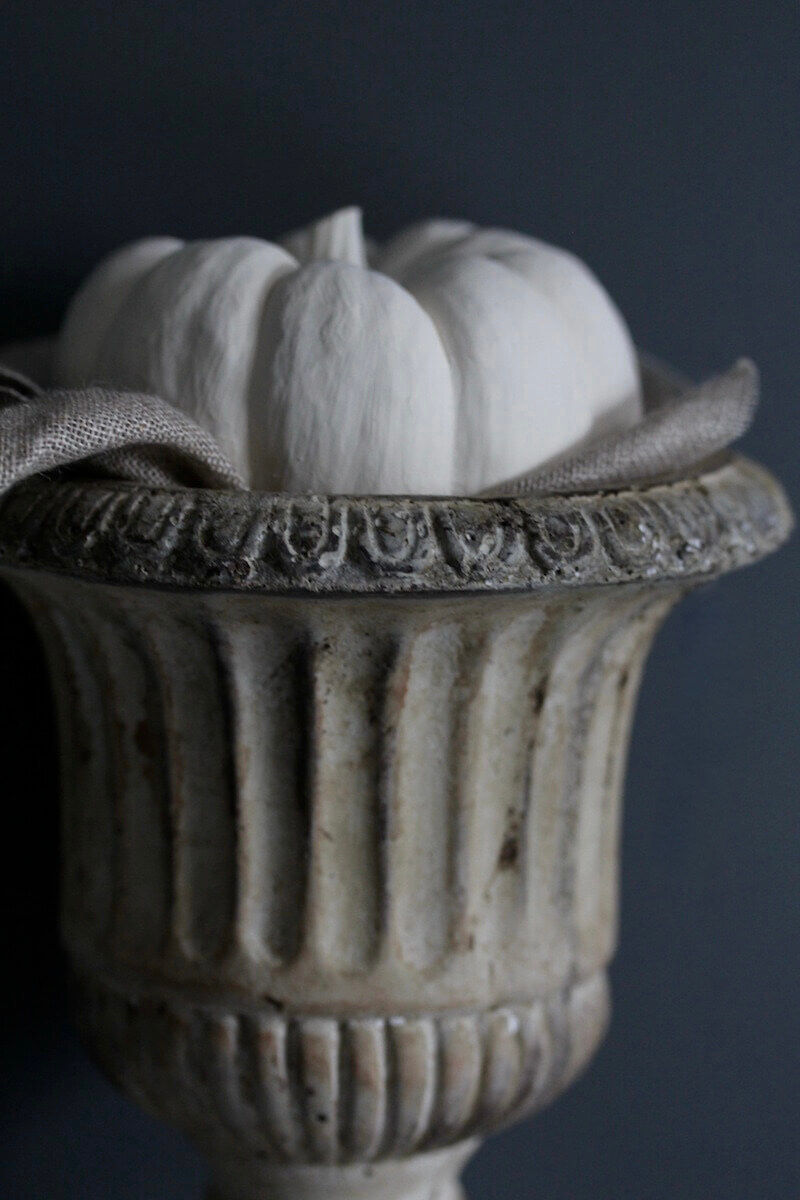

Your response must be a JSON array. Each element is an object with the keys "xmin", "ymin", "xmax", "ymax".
[{"xmin": 280, "ymin": 207, "xmax": 367, "ymax": 268}]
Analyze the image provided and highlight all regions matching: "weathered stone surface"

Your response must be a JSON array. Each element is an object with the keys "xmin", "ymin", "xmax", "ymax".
[
  {"xmin": 0, "ymin": 455, "xmax": 789, "ymax": 594},
  {"xmin": 0, "ymin": 454, "xmax": 790, "ymax": 1200}
]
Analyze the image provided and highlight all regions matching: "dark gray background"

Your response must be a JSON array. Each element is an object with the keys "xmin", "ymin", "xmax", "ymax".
[{"xmin": 1, "ymin": 3, "xmax": 797, "ymax": 1197}]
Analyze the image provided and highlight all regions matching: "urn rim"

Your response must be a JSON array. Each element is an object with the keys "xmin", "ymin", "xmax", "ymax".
[{"xmin": 0, "ymin": 453, "xmax": 791, "ymax": 596}]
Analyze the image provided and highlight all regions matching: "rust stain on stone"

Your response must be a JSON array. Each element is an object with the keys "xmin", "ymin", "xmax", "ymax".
[
  {"xmin": 497, "ymin": 834, "xmax": 519, "ymax": 870},
  {"xmin": 134, "ymin": 718, "xmax": 156, "ymax": 784},
  {"xmin": 530, "ymin": 676, "xmax": 549, "ymax": 715}
]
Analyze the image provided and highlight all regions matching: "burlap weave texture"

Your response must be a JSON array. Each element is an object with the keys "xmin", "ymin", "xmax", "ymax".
[{"xmin": 0, "ymin": 339, "xmax": 758, "ymax": 499}]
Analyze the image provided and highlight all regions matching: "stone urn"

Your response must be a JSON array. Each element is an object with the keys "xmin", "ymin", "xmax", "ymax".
[{"xmin": 0, "ymin": 453, "xmax": 791, "ymax": 1200}]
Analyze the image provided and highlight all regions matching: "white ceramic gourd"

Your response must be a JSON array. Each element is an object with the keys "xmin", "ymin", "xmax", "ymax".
[{"xmin": 55, "ymin": 207, "xmax": 641, "ymax": 495}]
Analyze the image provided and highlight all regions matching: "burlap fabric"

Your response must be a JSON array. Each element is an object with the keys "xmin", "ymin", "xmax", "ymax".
[{"xmin": 0, "ymin": 338, "xmax": 758, "ymax": 499}]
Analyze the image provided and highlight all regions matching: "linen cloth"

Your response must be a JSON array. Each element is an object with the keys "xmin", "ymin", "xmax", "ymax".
[{"xmin": 0, "ymin": 338, "xmax": 758, "ymax": 499}]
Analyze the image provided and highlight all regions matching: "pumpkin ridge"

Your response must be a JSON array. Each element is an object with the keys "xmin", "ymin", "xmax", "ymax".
[{"xmin": 55, "ymin": 237, "xmax": 183, "ymax": 387}]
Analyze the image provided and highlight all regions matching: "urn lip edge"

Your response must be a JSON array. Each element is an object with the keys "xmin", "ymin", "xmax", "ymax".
[{"xmin": 0, "ymin": 453, "xmax": 791, "ymax": 596}]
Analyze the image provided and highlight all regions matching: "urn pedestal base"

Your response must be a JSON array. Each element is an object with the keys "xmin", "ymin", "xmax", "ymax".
[{"xmin": 208, "ymin": 1145, "xmax": 473, "ymax": 1200}]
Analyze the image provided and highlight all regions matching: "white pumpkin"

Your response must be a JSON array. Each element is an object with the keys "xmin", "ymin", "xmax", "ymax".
[{"xmin": 55, "ymin": 207, "xmax": 641, "ymax": 495}]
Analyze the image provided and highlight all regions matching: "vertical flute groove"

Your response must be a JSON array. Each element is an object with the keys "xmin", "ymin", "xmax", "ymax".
[
  {"xmin": 387, "ymin": 1017, "xmax": 437, "ymax": 1157},
  {"xmin": 559, "ymin": 596, "xmax": 652, "ymax": 973},
  {"xmin": 386, "ymin": 622, "xmax": 464, "ymax": 968},
  {"xmin": 91, "ymin": 602, "xmax": 172, "ymax": 957},
  {"xmin": 590, "ymin": 595, "xmax": 678, "ymax": 968},
  {"xmin": 224, "ymin": 622, "xmax": 312, "ymax": 965},
  {"xmin": 46, "ymin": 604, "xmax": 115, "ymax": 950},
  {"xmin": 342, "ymin": 1018, "xmax": 388, "ymax": 1162},
  {"xmin": 447, "ymin": 627, "xmax": 492, "ymax": 956},
  {"xmin": 453, "ymin": 610, "xmax": 549, "ymax": 960},
  {"xmin": 145, "ymin": 611, "xmax": 237, "ymax": 961},
  {"xmin": 304, "ymin": 625, "xmax": 396, "ymax": 971}
]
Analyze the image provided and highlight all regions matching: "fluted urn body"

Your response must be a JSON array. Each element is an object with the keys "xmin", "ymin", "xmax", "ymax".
[{"xmin": 0, "ymin": 456, "xmax": 790, "ymax": 1200}]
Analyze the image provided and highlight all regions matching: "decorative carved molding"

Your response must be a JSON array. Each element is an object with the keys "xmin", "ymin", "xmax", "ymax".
[
  {"xmin": 0, "ymin": 455, "xmax": 791, "ymax": 594},
  {"xmin": 77, "ymin": 971, "xmax": 609, "ymax": 1164}
]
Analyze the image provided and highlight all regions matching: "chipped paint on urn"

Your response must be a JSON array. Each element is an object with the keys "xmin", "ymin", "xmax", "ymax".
[{"xmin": 0, "ymin": 455, "xmax": 791, "ymax": 1200}]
